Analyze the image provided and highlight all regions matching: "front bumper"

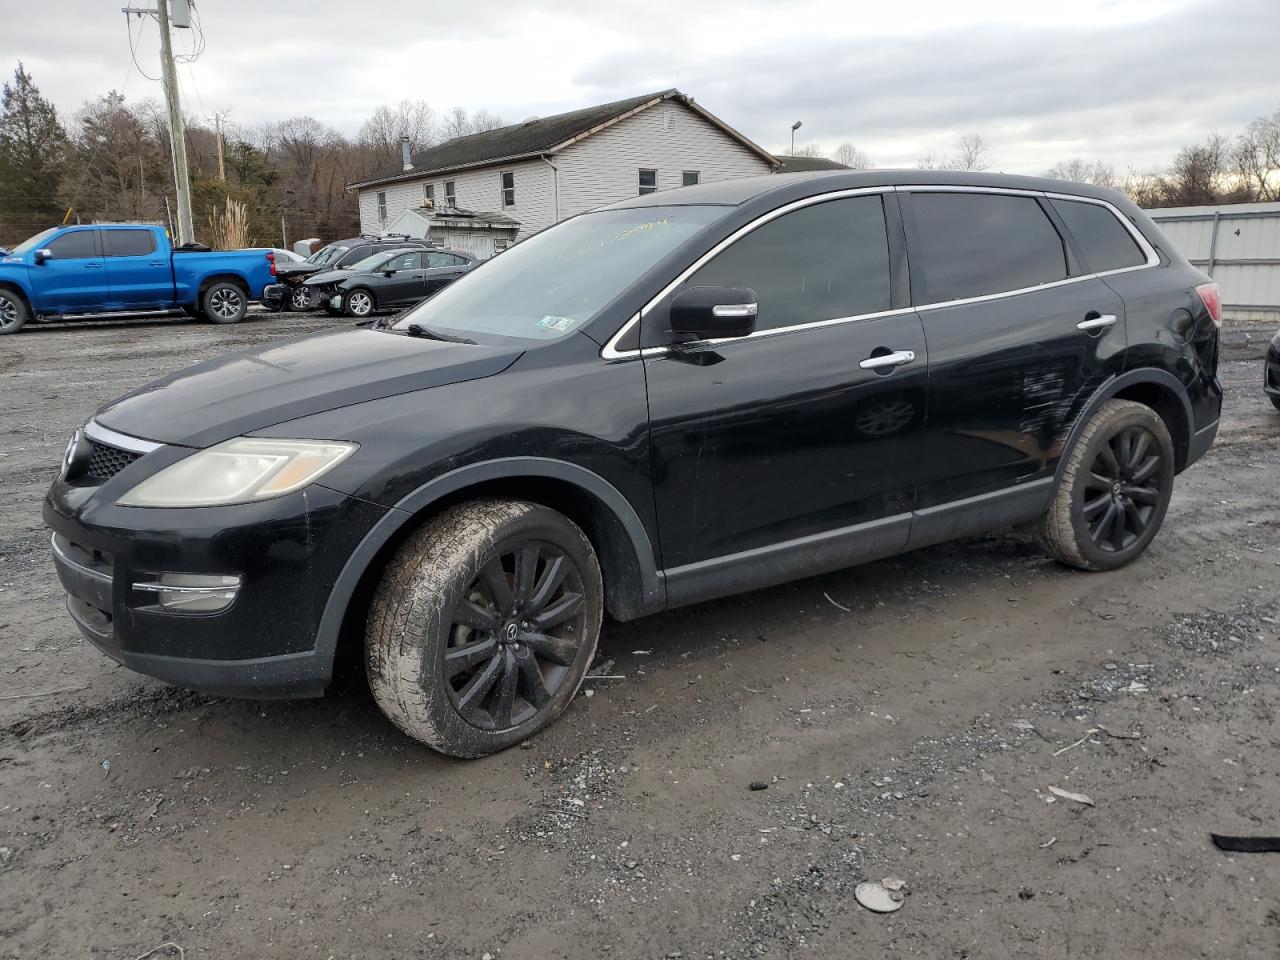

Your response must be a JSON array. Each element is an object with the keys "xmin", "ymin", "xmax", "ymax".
[
  {"xmin": 44, "ymin": 442, "xmax": 387, "ymax": 699},
  {"xmin": 1265, "ymin": 341, "xmax": 1280, "ymax": 399}
]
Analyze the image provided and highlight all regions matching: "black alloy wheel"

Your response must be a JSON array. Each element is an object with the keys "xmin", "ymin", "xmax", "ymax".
[
  {"xmin": 1082, "ymin": 424, "xmax": 1165, "ymax": 553},
  {"xmin": 443, "ymin": 541, "xmax": 588, "ymax": 731}
]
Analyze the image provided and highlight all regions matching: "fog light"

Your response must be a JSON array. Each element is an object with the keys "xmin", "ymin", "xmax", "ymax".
[{"xmin": 133, "ymin": 573, "xmax": 241, "ymax": 613}]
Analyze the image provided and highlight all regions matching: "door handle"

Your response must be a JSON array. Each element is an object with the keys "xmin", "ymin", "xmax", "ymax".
[
  {"xmin": 859, "ymin": 349, "xmax": 916, "ymax": 370},
  {"xmin": 83, "ymin": 263, "xmax": 102, "ymax": 269},
  {"xmin": 1077, "ymin": 313, "xmax": 1117, "ymax": 331}
]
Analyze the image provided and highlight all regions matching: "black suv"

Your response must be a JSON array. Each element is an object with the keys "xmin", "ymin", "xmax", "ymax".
[
  {"xmin": 264, "ymin": 235, "xmax": 433, "ymax": 311},
  {"xmin": 45, "ymin": 171, "xmax": 1222, "ymax": 757}
]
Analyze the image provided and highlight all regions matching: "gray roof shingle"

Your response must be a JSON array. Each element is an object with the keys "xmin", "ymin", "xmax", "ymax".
[{"xmin": 351, "ymin": 89, "xmax": 776, "ymax": 189}]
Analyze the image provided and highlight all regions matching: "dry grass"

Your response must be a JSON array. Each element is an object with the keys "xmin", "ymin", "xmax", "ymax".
[{"xmin": 205, "ymin": 197, "xmax": 253, "ymax": 250}]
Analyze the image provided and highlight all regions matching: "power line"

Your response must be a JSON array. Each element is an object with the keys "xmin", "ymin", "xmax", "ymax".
[{"xmin": 125, "ymin": 11, "xmax": 161, "ymax": 82}]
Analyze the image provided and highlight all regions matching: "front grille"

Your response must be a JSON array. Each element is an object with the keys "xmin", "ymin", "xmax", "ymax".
[{"xmin": 86, "ymin": 440, "xmax": 141, "ymax": 481}]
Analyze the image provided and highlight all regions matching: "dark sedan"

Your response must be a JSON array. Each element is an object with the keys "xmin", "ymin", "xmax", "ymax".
[
  {"xmin": 319, "ymin": 249, "xmax": 475, "ymax": 318},
  {"xmin": 301, "ymin": 248, "xmax": 419, "ymax": 315}
]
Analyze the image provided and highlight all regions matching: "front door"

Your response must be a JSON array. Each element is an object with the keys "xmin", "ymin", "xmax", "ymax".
[
  {"xmin": 378, "ymin": 251, "xmax": 430, "ymax": 306},
  {"xmin": 899, "ymin": 190, "xmax": 1127, "ymax": 508},
  {"xmin": 34, "ymin": 228, "xmax": 105, "ymax": 312},
  {"xmin": 424, "ymin": 252, "xmax": 470, "ymax": 294},
  {"xmin": 101, "ymin": 228, "xmax": 170, "ymax": 309},
  {"xmin": 642, "ymin": 193, "xmax": 927, "ymax": 595}
]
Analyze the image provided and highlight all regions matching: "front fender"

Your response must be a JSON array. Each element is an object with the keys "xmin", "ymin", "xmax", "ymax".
[{"xmin": 309, "ymin": 456, "xmax": 665, "ymax": 680}]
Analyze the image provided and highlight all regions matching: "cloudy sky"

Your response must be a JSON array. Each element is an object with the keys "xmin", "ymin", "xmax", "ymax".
[{"xmin": 2, "ymin": 0, "xmax": 1277, "ymax": 174}]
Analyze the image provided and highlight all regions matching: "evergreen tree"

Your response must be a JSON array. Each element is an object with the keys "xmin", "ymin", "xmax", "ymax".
[{"xmin": 0, "ymin": 63, "xmax": 67, "ymax": 239}]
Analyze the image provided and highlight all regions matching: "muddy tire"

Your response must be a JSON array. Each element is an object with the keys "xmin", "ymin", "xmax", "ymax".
[
  {"xmin": 1271, "ymin": 395, "xmax": 1280, "ymax": 412},
  {"xmin": 0, "ymin": 288, "xmax": 29, "ymax": 334},
  {"xmin": 365, "ymin": 499, "xmax": 603, "ymax": 757},
  {"xmin": 201, "ymin": 281, "xmax": 248, "ymax": 324},
  {"xmin": 1040, "ymin": 399, "xmax": 1175, "ymax": 571}
]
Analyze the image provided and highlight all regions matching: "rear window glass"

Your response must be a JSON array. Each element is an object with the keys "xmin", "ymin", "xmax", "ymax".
[
  {"xmin": 103, "ymin": 230, "xmax": 156, "ymax": 257},
  {"xmin": 47, "ymin": 230, "xmax": 98, "ymax": 259},
  {"xmin": 1050, "ymin": 198, "xmax": 1147, "ymax": 273},
  {"xmin": 687, "ymin": 195, "xmax": 891, "ymax": 332},
  {"xmin": 907, "ymin": 193, "xmax": 1067, "ymax": 303}
]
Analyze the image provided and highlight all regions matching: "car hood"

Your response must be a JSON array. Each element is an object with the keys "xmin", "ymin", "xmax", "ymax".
[
  {"xmin": 305, "ymin": 267, "xmax": 357, "ymax": 285},
  {"xmin": 274, "ymin": 262, "xmax": 323, "ymax": 280},
  {"xmin": 94, "ymin": 328, "xmax": 524, "ymax": 447}
]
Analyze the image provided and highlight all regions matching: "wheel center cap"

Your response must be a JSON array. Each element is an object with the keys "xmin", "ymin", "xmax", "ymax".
[
  {"xmin": 503, "ymin": 622, "xmax": 519, "ymax": 643},
  {"xmin": 1112, "ymin": 481, "xmax": 1123, "ymax": 496}
]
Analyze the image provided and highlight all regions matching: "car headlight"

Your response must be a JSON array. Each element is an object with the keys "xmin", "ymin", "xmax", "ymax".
[{"xmin": 117, "ymin": 437, "xmax": 357, "ymax": 507}]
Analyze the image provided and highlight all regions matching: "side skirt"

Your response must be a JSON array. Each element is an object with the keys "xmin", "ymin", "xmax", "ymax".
[{"xmin": 661, "ymin": 479, "xmax": 1054, "ymax": 612}]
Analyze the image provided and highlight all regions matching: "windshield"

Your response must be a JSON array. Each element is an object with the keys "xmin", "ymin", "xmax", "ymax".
[
  {"xmin": 308, "ymin": 244, "xmax": 347, "ymax": 266},
  {"xmin": 346, "ymin": 250, "xmax": 404, "ymax": 272},
  {"xmin": 392, "ymin": 206, "xmax": 723, "ymax": 341},
  {"xmin": 11, "ymin": 228, "xmax": 58, "ymax": 255}
]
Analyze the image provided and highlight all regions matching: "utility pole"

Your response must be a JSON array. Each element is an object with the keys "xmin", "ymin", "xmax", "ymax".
[
  {"xmin": 125, "ymin": 0, "xmax": 194, "ymax": 243},
  {"xmin": 213, "ymin": 113, "xmax": 226, "ymax": 182}
]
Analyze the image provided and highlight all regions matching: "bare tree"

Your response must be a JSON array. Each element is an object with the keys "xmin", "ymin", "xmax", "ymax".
[
  {"xmin": 833, "ymin": 142, "xmax": 870, "ymax": 169},
  {"xmin": 469, "ymin": 109, "xmax": 505, "ymax": 133},
  {"xmin": 1232, "ymin": 111, "xmax": 1280, "ymax": 202},
  {"xmin": 1162, "ymin": 135, "xmax": 1229, "ymax": 206},
  {"xmin": 953, "ymin": 133, "xmax": 990, "ymax": 172},
  {"xmin": 1045, "ymin": 158, "xmax": 1117, "ymax": 187},
  {"xmin": 1120, "ymin": 168, "xmax": 1167, "ymax": 208},
  {"xmin": 915, "ymin": 150, "xmax": 943, "ymax": 170},
  {"xmin": 358, "ymin": 100, "xmax": 437, "ymax": 167},
  {"xmin": 786, "ymin": 144, "xmax": 825, "ymax": 158}
]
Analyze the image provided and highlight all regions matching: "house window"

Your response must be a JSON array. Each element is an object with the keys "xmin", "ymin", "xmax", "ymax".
[
  {"xmin": 494, "ymin": 238, "xmax": 510, "ymax": 253},
  {"xmin": 376, "ymin": 191, "xmax": 387, "ymax": 222},
  {"xmin": 682, "ymin": 170, "xmax": 700, "ymax": 187},
  {"xmin": 501, "ymin": 171, "xmax": 515, "ymax": 207},
  {"xmin": 424, "ymin": 184, "xmax": 435, "ymax": 207},
  {"xmin": 444, "ymin": 181, "xmax": 456, "ymax": 206},
  {"xmin": 638, "ymin": 169, "xmax": 658, "ymax": 195}
]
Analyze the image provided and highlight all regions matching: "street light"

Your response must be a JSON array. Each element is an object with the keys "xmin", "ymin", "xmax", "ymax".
[{"xmin": 790, "ymin": 120, "xmax": 803, "ymax": 156}]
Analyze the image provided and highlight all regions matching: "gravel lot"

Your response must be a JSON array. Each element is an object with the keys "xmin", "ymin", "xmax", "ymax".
[{"xmin": 1, "ymin": 310, "xmax": 1279, "ymax": 959}]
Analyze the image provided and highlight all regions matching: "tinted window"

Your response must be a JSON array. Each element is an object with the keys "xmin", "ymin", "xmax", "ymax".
[
  {"xmin": 47, "ymin": 230, "xmax": 98, "ymax": 259},
  {"xmin": 103, "ymin": 230, "xmax": 156, "ymax": 257},
  {"xmin": 1050, "ymin": 198, "xmax": 1146, "ymax": 273},
  {"xmin": 686, "ymin": 195, "xmax": 891, "ymax": 333},
  {"xmin": 338, "ymin": 245, "xmax": 373, "ymax": 266},
  {"xmin": 908, "ymin": 193, "xmax": 1067, "ymax": 302},
  {"xmin": 427, "ymin": 252, "xmax": 465, "ymax": 267}
]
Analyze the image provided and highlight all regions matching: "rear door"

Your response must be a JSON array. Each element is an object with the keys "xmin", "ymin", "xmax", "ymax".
[
  {"xmin": 900, "ymin": 189, "xmax": 1126, "ymax": 510},
  {"xmin": 101, "ymin": 228, "xmax": 170, "ymax": 309},
  {"xmin": 643, "ymin": 192, "xmax": 928, "ymax": 587},
  {"xmin": 35, "ymin": 228, "xmax": 105, "ymax": 312},
  {"xmin": 424, "ymin": 252, "xmax": 470, "ymax": 293}
]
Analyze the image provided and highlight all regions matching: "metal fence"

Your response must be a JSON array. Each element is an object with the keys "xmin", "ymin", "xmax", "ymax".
[{"xmin": 1146, "ymin": 201, "xmax": 1280, "ymax": 321}]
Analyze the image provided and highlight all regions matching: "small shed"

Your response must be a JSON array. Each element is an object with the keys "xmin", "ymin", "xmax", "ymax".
[
  {"xmin": 383, "ymin": 207, "xmax": 521, "ymax": 260},
  {"xmin": 1147, "ymin": 201, "xmax": 1280, "ymax": 321}
]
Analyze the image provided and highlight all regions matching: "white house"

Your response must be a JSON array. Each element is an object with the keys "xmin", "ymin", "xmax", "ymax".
[{"xmin": 348, "ymin": 89, "xmax": 778, "ymax": 259}]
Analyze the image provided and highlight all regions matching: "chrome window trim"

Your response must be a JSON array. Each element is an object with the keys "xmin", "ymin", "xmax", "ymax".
[
  {"xmin": 599, "ymin": 184, "xmax": 1159, "ymax": 361},
  {"xmin": 83, "ymin": 419, "xmax": 162, "ymax": 455}
]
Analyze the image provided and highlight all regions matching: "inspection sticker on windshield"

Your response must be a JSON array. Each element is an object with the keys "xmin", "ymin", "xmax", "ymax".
[{"xmin": 536, "ymin": 315, "xmax": 579, "ymax": 332}]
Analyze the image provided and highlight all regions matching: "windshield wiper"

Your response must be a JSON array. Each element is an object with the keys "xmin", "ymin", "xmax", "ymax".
[{"xmin": 406, "ymin": 322, "xmax": 476, "ymax": 345}]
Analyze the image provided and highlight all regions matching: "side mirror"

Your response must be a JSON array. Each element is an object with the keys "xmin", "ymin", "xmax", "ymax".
[
  {"xmin": 668, "ymin": 286, "xmax": 757, "ymax": 342},
  {"xmin": 34, "ymin": 248, "xmax": 53, "ymax": 264},
  {"xmin": 382, "ymin": 269, "xmax": 396, "ymax": 277}
]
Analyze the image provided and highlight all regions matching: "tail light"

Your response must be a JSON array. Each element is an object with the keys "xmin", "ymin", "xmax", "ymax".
[
  {"xmin": 266, "ymin": 251, "xmax": 276, "ymax": 277},
  {"xmin": 1195, "ymin": 281, "xmax": 1221, "ymax": 327}
]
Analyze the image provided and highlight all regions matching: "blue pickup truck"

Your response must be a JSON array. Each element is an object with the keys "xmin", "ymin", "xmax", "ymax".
[{"xmin": 0, "ymin": 224, "xmax": 275, "ymax": 334}]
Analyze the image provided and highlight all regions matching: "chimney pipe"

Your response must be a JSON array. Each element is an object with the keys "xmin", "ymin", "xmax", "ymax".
[{"xmin": 401, "ymin": 136, "xmax": 413, "ymax": 172}]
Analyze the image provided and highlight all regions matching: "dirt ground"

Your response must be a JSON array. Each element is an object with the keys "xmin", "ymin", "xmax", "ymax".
[{"xmin": 1, "ymin": 310, "xmax": 1278, "ymax": 960}]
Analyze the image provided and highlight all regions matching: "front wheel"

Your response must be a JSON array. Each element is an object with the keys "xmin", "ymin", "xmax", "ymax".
[
  {"xmin": 289, "ymin": 286, "xmax": 313, "ymax": 312},
  {"xmin": 343, "ymin": 288, "xmax": 375, "ymax": 318},
  {"xmin": 1040, "ymin": 399, "xmax": 1175, "ymax": 571},
  {"xmin": 202, "ymin": 281, "xmax": 248, "ymax": 324},
  {"xmin": 0, "ymin": 289, "xmax": 29, "ymax": 334},
  {"xmin": 365, "ymin": 500, "xmax": 603, "ymax": 757}
]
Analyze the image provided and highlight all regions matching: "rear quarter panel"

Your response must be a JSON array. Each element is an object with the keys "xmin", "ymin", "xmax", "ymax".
[{"xmin": 171, "ymin": 249, "xmax": 274, "ymax": 303}]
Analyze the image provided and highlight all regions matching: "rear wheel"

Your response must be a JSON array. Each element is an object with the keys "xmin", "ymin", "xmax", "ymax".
[
  {"xmin": 365, "ymin": 500, "xmax": 603, "ymax": 757},
  {"xmin": 0, "ymin": 289, "xmax": 29, "ymax": 334},
  {"xmin": 343, "ymin": 288, "xmax": 375, "ymax": 318},
  {"xmin": 1040, "ymin": 399, "xmax": 1175, "ymax": 571},
  {"xmin": 202, "ymin": 281, "xmax": 248, "ymax": 324},
  {"xmin": 289, "ymin": 286, "xmax": 312, "ymax": 312}
]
